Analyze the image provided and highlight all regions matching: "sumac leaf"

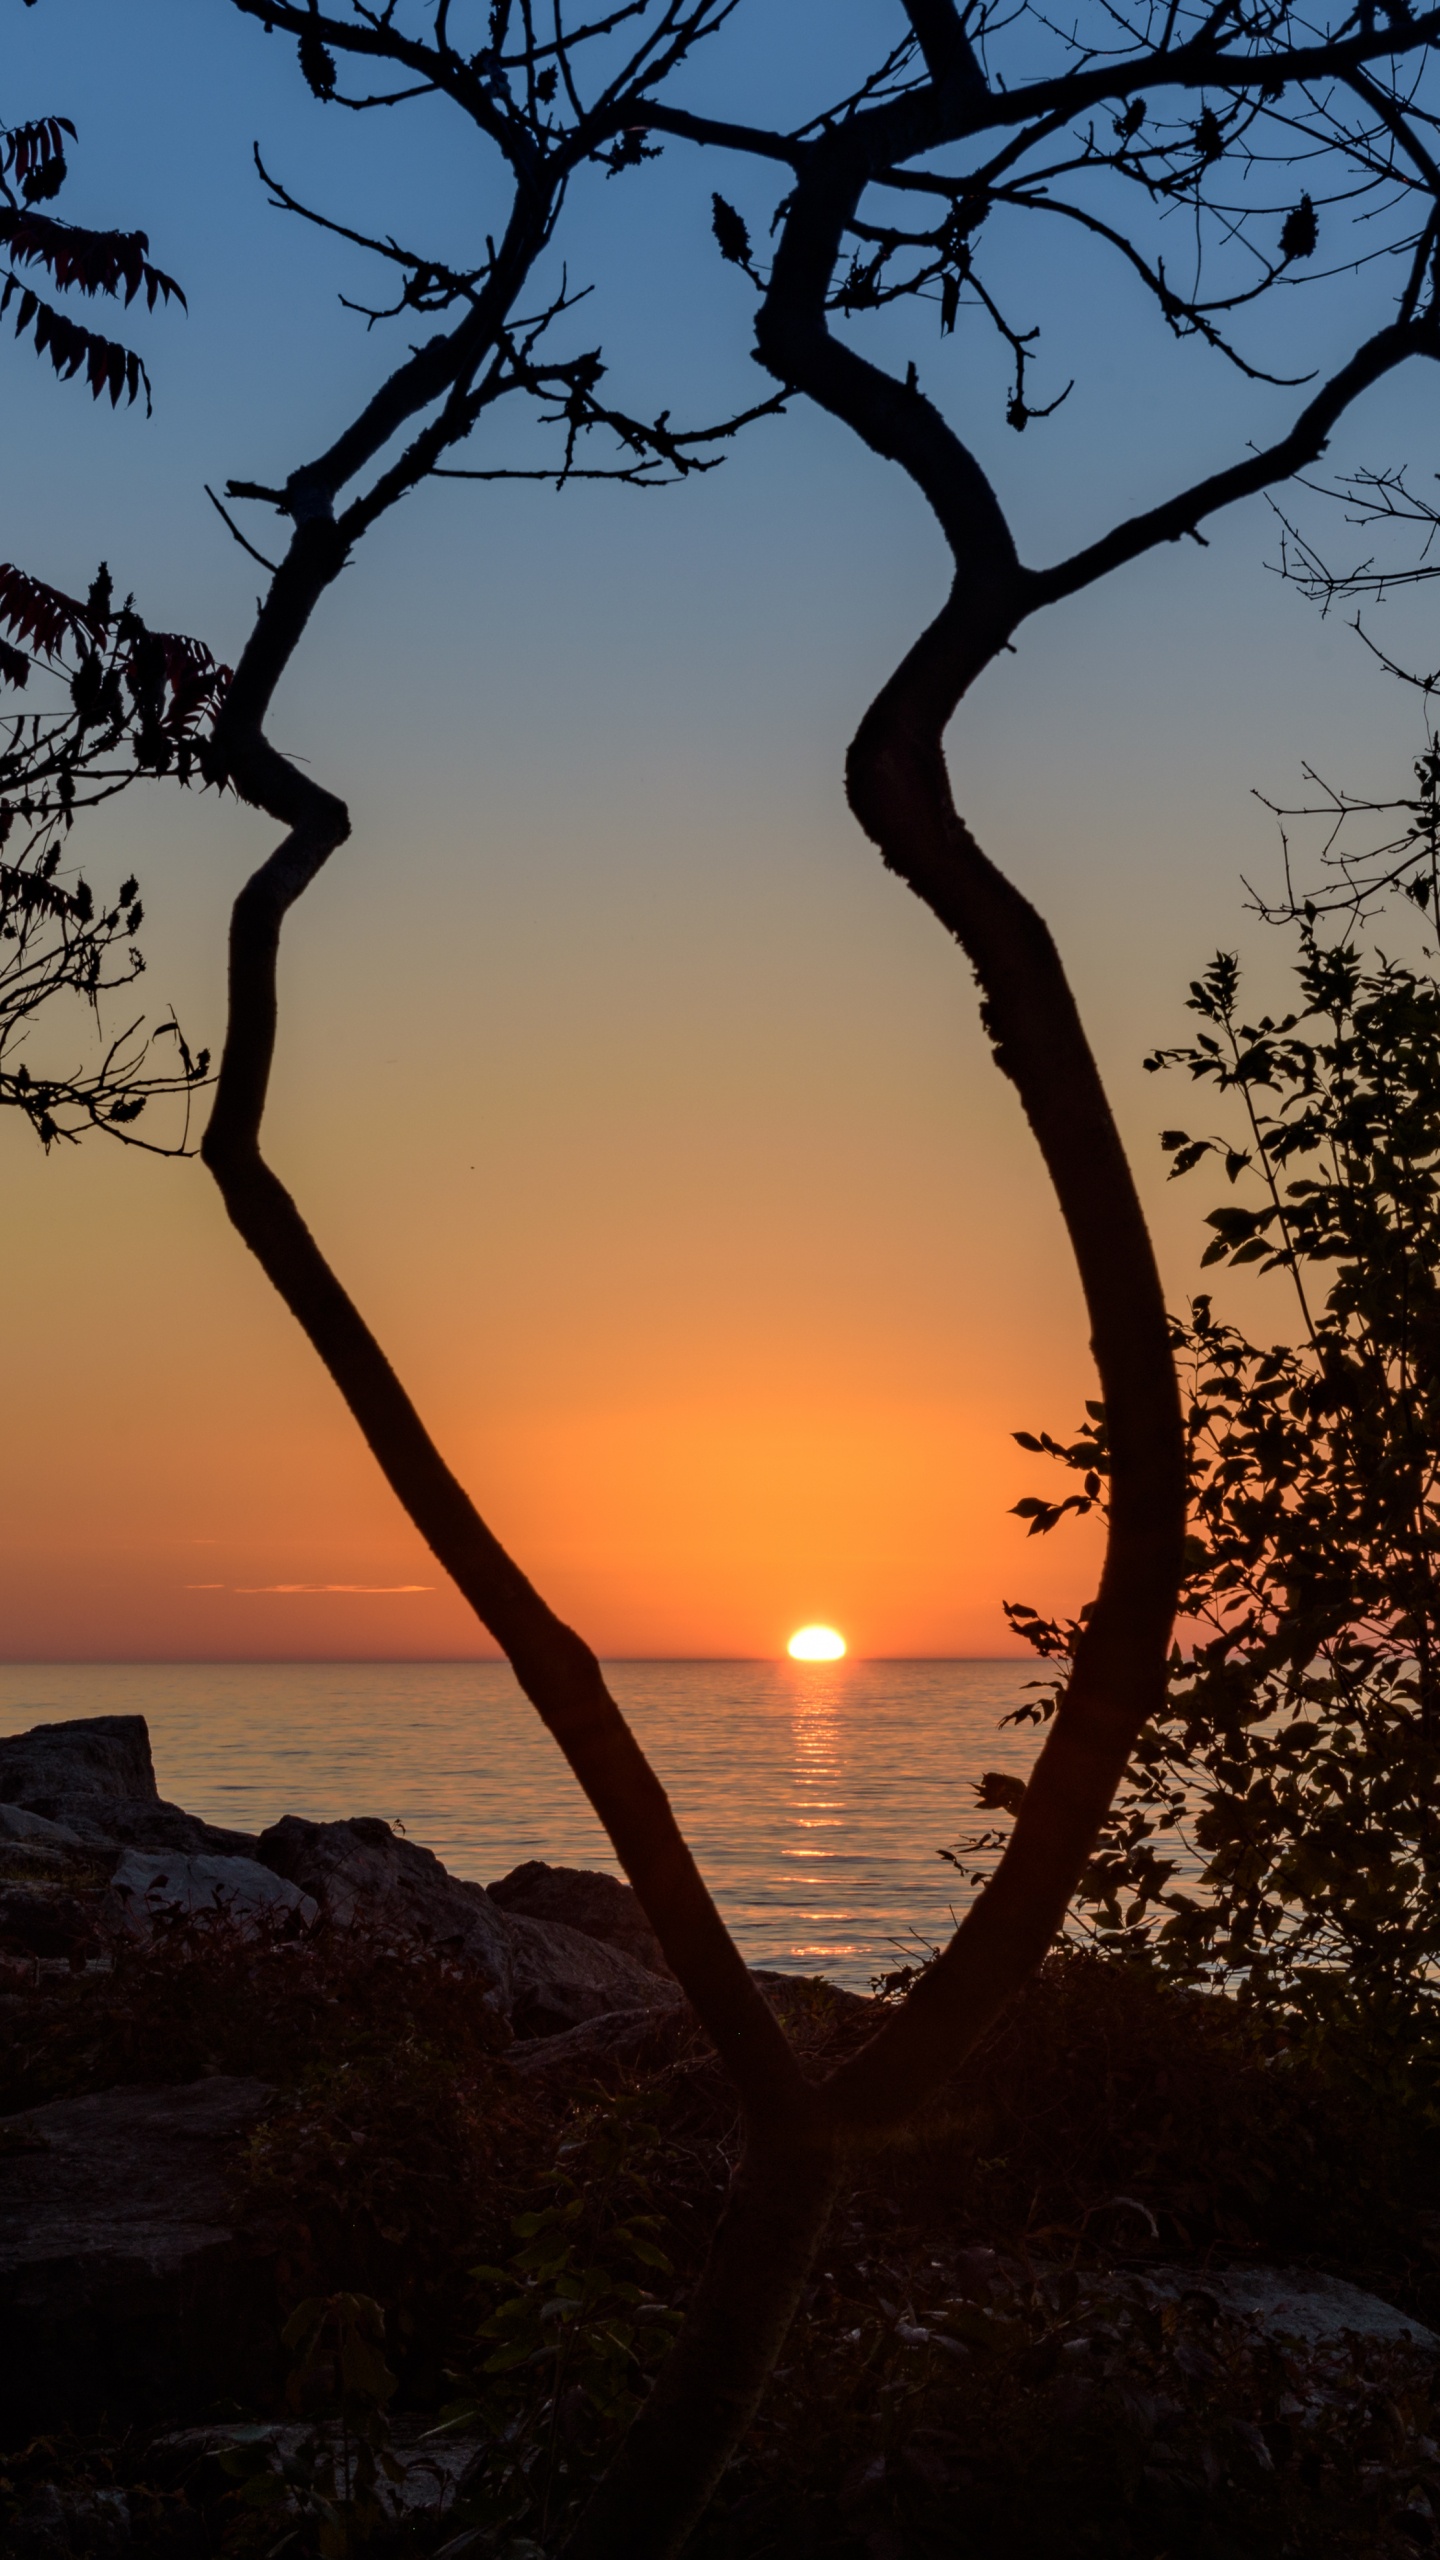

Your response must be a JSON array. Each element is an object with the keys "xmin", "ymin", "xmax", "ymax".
[
  {"xmin": 711, "ymin": 194, "xmax": 752, "ymax": 270},
  {"xmin": 299, "ymin": 25, "xmax": 338, "ymax": 99},
  {"xmin": 0, "ymin": 562, "xmax": 96, "ymax": 657},
  {"xmin": 1280, "ymin": 194, "xmax": 1318, "ymax": 260},
  {"xmin": 2, "ymin": 279, "xmax": 153, "ymax": 411},
  {"xmin": 0, "ymin": 211, "xmax": 184, "ymax": 311}
]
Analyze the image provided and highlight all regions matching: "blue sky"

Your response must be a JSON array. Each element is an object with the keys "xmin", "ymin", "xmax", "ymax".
[{"xmin": 3, "ymin": 0, "xmax": 1437, "ymax": 1658}]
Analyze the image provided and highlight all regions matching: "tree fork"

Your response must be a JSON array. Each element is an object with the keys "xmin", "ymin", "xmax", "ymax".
[{"xmin": 743, "ymin": 91, "xmax": 1188, "ymax": 2138}]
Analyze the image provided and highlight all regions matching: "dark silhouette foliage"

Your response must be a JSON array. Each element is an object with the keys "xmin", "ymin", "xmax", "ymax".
[
  {"xmin": 0, "ymin": 563, "xmax": 224, "ymax": 1148},
  {"xmin": 0, "ymin": 102, "xmax": 183, "ymax": 410},
  {"xmin": 1003, "ymin": 921, "xmax": 1440, "ymax": 2034},
  {"xmin": 6, "ymin": 1925, "xmax": 1440, "ymax": 2557},
  {"xmin": 0, "ymin": 93, "xmax": 219, "ymax": 1151}
]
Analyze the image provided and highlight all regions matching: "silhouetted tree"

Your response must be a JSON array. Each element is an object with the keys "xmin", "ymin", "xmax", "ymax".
[
  {"xmin": 108, "ymin": 2, "xmax": 1440, "ymax": 2550},
  {"xmin": 993, "ymin": 499, "xmax": 1440, "ymax": 2045},
  {"xmin": 1004, "ymin": 930, "xmax": 1440, "ymax": 2021},
  {"xmin": 0, "ymin": 561, "xmax": 224, "ymax": 1147},
  {"xmin": 0, "ymin": 99, "xmax": 219, "ymax": 1146}
]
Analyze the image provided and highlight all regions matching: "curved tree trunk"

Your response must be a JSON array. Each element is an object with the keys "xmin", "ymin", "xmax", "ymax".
[
  {"xmin": 825, "ymin": 633, "xmax": 1184, "ymax": 2137},
  {"xmin": 202, "ymin": 513, "xmax": 1182, "ymax": 2560},
  {"xmin": 552, "ymin": 94, "xmax": 1189, "ymax": 2554},
  {"xmin": 202, "ymin": 525, "xmax": 805, "ymax": 2138},
  {"xmin": 551, "ymin": 645, "xmax": 1184, "ymax": 2560}
]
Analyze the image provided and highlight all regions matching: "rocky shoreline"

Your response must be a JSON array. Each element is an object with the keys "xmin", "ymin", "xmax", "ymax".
[
  {"xmin": 5, "ymin": 1714, "xmax": 1440, "ymax": 2557},
  {"xmin": 0, "ymin": 1713, "xmax": 844, "ymax": 2439},
  {"xmin": 0, "ymin": 1711, "xmax": 689, "ymax": 2028}
]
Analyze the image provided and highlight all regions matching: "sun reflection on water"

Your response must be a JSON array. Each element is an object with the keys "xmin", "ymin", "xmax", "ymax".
[
  {"xmin": 784, "ymin": 1658, "xmax": 859, "ymax": 1964},
  {"xmin": 0, "ymin": 1659, "xmax": 1054, "ymax": 1987}
]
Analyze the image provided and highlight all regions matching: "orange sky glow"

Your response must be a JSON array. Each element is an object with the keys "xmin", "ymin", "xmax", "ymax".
[{"xmin": 2, "ymin": 0, "xmax": 1405, "ymax": 1666}]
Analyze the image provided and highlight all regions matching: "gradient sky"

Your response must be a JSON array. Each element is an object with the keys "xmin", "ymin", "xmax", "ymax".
[{"xmin": 2, "ymin": 0, "xmax": 1435, "ymax": 1661}]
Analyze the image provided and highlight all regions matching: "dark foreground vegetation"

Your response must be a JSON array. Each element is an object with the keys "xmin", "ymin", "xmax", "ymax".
[{"xmin": 4, "ymin": 1908, "xmax": 1440, "ymax": 2560}]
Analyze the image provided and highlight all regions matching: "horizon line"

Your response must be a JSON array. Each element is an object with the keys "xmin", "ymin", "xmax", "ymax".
[{"xmin": 0, "ymin": 1653, "xmax": 1035, "ymax": 1669}]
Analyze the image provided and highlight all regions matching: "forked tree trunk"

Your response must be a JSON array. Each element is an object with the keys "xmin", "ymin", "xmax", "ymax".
[
  {"xmin": 198, "ymin": 88, "xmax": 1185, "ymax": 2560},
  {"xmin": 183, "ymin": 0, "xmax": 1440, "ymax": 2540},
  {"xmin": 201, "ymin": 523, "xmax": 1183, "ymax": 2560}
]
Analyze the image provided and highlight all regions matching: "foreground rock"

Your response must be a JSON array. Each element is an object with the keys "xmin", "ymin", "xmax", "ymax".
[
  {"xmin": 0, "ymin": 1720, "xmax": 864, "ymax": 2041},
  {"xmin": 0, "ymin": 2076, "xmax": 278, "ymax": 2434},
  {"xmin": 0, "ymin": 1725, "xmax": 683, "ymax": 2031},
  {"xmin": 0, "ymin": 1716, "xmax": 257, "ymax": 1859},
  {"xmin": 258, "ymin": 1814, "xmax": 683, "ymax": 2035},
  {"xmin": 153, "ymin": 2417, "xmax": 486, "ymax": 2522},
  {"xmin": 0, "ymin": 1805, "xmax": 115, "ymax": 1963},
  {"xmin": 109, "ymin": 1848, "xmax": 317, "ymax": 1938},
  {"xmin": 0, "ymin": 1776, "xmax": 316, "ymax": 1961},
  {"xmin": 1140, "ymin": 2263, "xmax": 1440, "ymax": 2351},
  {"xmin": 488, "ymin": 1858, "xmax": 675, "ymax": 1977},
  {"xmin": 8, "ymin": 2481, "xmax": 132, "ymax": 2557}
]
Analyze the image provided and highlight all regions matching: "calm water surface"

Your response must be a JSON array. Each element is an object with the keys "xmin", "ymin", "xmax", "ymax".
[{"xmin": 0, "ymin": 1661, "xmax": 1043, "ymax": 1988}]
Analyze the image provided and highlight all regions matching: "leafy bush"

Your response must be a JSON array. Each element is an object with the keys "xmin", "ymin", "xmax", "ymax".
[
  {"xmin": 431, "ymin": 2095, "xmax": 684, "ymax": 2552},
  {"xmin": 1002, "ymin": 923, "xmax": 1440, "ymax": 2045}
]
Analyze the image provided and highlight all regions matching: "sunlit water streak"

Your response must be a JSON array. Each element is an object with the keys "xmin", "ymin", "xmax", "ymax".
[{"xmin": 0, "ymin": 1660, "xmax": 1049, "ymax": 1988}]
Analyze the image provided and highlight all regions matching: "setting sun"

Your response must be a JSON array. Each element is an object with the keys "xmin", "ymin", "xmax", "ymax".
[{"xmin": 787, "ymin": 1625, "xmax": 847, "ymax": 1662}]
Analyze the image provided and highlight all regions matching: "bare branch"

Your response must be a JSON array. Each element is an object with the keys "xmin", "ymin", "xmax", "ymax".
[
  {"xmin": 205, "ymin": 483, "xmax": 280, "ymax": 572},
  {"xmin": 1031, "ymin": 317, "xmax": 1440, "ymax": 612}
]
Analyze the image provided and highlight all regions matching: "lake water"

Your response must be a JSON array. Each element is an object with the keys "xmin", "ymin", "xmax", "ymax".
[{"xmin": 0, "ymin": 1660, "xmax": 1045, "ymax": 1989}]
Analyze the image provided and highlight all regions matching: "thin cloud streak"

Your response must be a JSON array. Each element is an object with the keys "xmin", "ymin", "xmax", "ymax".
[{"xmin": 198, "ymin": 1583, "xmax": 437, "ymax": 1596}]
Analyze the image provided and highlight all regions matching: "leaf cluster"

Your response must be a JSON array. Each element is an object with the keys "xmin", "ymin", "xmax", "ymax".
[
  {"xmin": 0, "ymin": 562, "xmax": 226, "ymax": 1150},
  {"xmin": 220, "ymin": 2293, "xmax": 404, "ymax": 2557},
  {"xmin": 436, "ymin": 2097, "xmax": 683, "ymax": 2549},
  {"xmin": 0, "ymin": 107, "xmax": 184, "ymax": 410},
  {"xmin": 1001, "ymin": 920, "xmax": 1440, "ymax": 2031}
]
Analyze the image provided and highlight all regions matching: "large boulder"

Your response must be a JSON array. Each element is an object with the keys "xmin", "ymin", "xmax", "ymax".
[
  {"xmin": 0, "ymin": 1807, "xmax": 116, "ymax": 1962},
  {"xmin": 257, "ymin": 1816, "xmax": 681, "ymax": 2035},
  {"xmin": 505, "ymin": 2002, "xmax": 695, "ymax": 2084},
  {"xmin": 501, "ymin": 1908, "xmax": 681, "ymax": 2038},
  {"xmin": 107, "ymin": 1849, "xmax": 317, "ymax": 1939},
  {"xmin": 255, "ymin": 1815, "xmax": 516, "ymax": 2007},
  {"xmin": 486, "ymin": 1859, "xmax": 675, "ymax": 1978},
  {"xmin": 0, "ymin": 2076, "xmax": 279, "ymax": 2434},
  {"xmin": 0, "ymin": 1715, "xmax": 154, "ymax": 1804},
  {"xmin": 1139, "ymin": 2264, "xmax": 1439, "ymax": 2351},
  {"xmin": 0, "ymin": 1804, "xmax": 89, "ymax": 1849},
  {"xmin": 0, "ymin": 1717, "xmax": 257, "ymax": 1859}
]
